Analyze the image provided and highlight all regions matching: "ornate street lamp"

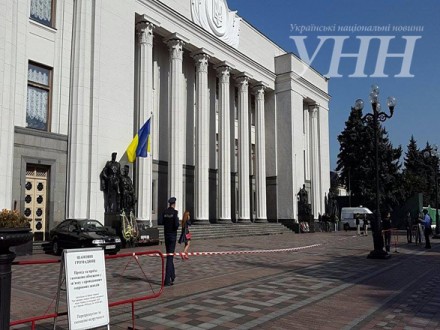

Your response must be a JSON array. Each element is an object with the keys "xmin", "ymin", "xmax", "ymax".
[
  {"xmin": 353, "ymin": 85, "xmax": 396, "ymax": 259},
  {"xmin": 423, "ymin": 145, "xmax": 440, "ymax": 238}
]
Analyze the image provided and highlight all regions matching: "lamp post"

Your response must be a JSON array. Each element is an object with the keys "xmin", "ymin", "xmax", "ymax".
[
  {"xmin": 423, "ymin": 146, "xmax": 440, "ymax": 238},
  {"xmin": 353, "ymin": 85, "xmax": 396, "ymax": 259}
]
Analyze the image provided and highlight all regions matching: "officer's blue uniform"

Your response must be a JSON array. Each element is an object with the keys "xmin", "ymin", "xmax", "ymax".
[{"xmin": 160, "ymin": 199, "xmax": 179, "ymax": 286}]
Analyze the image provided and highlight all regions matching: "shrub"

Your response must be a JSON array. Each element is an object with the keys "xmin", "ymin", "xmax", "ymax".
[{"xmin": 0, "ymin": 209, "xmax": 30, "ymax": 229}]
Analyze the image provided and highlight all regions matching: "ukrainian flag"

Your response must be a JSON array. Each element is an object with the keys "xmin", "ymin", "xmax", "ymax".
[{"xmin": 126, "ymin": 118, "xmax": 151, "ymax": 163}]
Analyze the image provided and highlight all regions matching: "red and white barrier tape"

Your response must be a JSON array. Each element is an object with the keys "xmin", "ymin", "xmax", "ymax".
[
  {"xmin": 130, "ymin": 235, "xmax": 357, "ymax": 259},
  {"xmin": 160, "ymin": 243, "xmax": 322, "ymax": 257}
]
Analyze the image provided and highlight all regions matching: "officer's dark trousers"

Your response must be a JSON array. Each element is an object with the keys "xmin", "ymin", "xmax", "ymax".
[
  {"xmin": 164, "ymin": 233, "xmax": 177, "ymax": 285},
  {"xmin": 425, "ymin": 228, "xmax": 431, "ymax": 249}
]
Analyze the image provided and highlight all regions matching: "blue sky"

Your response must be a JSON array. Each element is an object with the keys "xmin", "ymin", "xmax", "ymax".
[{"xmin": 228, "ymin": 0, "xmax": 440, "ymax": 170}]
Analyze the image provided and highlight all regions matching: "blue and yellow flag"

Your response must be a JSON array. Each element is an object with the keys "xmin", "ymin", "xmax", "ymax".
[{"xmin": 126, "ymin": 118, "xmax": 151, "ymax": 163}]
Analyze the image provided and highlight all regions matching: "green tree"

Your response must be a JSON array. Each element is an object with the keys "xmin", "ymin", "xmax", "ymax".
[
  {"xmin": 337, "ymin": 108, "xmax": 403, "ymax": 213},
  {"xmin": 373, "ymin": 122, "xmax": 403, "ymax": 211},
  {"xmin": 329, "ymin": 171, "xmax": 340, "ymax": 195},
  {"xmin": 336, "ymin": 107, "xmax": 369, "ymax": 203},
  {"xmin": 402, "ymin": 136, "xmax": 426, "ymax": 200}
]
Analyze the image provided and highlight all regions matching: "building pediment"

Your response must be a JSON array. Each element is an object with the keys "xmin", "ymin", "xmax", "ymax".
[{"xmin": 191, "ymin": 0, "xmax": 241, "ymax": 48}]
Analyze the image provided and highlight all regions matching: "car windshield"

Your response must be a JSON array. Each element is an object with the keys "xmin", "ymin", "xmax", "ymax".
[{"xmin": 78, "ymin": 220, "xmax": 104, "ymax": 232}]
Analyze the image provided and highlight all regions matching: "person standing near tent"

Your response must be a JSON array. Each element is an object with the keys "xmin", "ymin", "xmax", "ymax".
[
  {"xmin": 405, "ymin": 212, "xmax": 412, "ymax": 243},
  {"xmin": 363, "ymin": 215, "xmax": 368, "ymax": 236},
  {"xmin": 422, "ymin": 209, "xmax": 432, "ymax": 249},
  {"xmin": 355, "ymin": 214, "xmax": 361, "ymax": 236}
]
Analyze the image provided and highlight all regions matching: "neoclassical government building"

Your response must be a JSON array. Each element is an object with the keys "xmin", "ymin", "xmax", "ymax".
[{"xmin": 0, "ymin": 0, "xmax": 330, "ymax": 241}]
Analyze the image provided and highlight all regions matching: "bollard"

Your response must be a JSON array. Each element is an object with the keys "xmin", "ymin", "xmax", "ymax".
[{"xmin": 0, "ymin": 252, "xmax": 16, "ymax": 330}]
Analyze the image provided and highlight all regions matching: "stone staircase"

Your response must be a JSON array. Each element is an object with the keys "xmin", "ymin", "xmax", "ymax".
[
  {"xmin": 157, "ymin": 222, "xmax": 293, "ymax": 243},
  {"xmin": 33, "ymin": 241, "xmax": 51, "ymax": 254}
]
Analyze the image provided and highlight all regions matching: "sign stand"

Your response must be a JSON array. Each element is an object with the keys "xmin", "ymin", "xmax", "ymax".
[
  {"xmin": 53, "ymin": 252, "xmax": 66, "ymax": 330},
  {"xmin": 53, "ymin": 248, "xmax": 110, "ymax": 330}
]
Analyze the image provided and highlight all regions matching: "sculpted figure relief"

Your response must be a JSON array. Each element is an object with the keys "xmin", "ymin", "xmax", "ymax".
[
  {"xmin": 298, "ymin": 184, "xmax": 308, "ymax": 205},
  {"xmin": 297, "ymin": 184, "xmax": 311, "ymax": 217},
  {"xmin": 100, "ymin": 152, "xmax": 122, "ymax": 213},
  {"xmin": 326, "ymin": 189, "xmax": 339, "ymax": 221},
  {"xmin": 120, "ymin": 165, "xmax": 137, "ymax": 214}
]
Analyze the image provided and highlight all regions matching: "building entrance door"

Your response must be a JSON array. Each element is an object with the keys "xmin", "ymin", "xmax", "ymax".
[{"xmin": 24, "ymin": 165, "xmax": 49, "ymax": 241}]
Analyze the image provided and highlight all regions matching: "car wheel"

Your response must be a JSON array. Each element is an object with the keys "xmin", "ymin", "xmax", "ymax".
[{"xmin": 52, "ymin": 240, "xmax": 61, "ymax": 256}]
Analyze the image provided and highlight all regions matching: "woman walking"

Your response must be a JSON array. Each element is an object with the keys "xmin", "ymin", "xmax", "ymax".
[{"xmin": 178, "ymin": 211, "xmax": 192, "ymax": 259}]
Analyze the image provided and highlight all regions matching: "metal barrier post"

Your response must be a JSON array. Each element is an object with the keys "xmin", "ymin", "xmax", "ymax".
[{"xmin": 0, "ymin": 252, "xmax": 16, "ymax": 330}]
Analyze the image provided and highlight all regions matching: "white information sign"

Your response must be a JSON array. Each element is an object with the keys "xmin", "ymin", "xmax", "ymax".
[{"xmin": 64, "ymin": 248, "xmax": 109, "ymax": 330}]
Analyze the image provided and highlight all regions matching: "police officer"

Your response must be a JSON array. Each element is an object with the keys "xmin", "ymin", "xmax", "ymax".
[{"xmin": 160, "ymin": 197, "xmax": 179, "ymax": 286}]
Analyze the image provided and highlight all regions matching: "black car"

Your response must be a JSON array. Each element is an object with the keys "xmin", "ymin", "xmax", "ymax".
[{"xmin": 49, "ymin": 219, "xmax": 122, "ymax": 255}]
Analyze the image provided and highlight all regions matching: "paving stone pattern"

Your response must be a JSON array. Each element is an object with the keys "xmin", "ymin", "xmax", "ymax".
[{"xmin": 10, "ymin": 231, "xmax": 440, "ymax": 329}]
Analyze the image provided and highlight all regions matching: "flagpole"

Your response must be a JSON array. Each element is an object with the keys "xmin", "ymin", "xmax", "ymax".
[
  {"xmin": 150, "ymin": 111, "xmax": 153, "ymax": 158},
  {"xmin": 149, "ymin": 111, "xmax": 153, "ymax": 227}
]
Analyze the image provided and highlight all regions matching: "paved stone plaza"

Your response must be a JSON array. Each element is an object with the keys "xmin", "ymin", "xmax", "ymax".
[{"xmin": 10, "ymin": 230, "xmax": 440, "ymax": 329}]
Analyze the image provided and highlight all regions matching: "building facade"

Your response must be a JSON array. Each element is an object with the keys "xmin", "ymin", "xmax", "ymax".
[{"xmin": 0, "ymin": 0, "xmax": 330, "ymax": 241}]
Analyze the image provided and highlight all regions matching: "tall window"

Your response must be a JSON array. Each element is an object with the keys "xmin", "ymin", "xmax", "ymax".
[
  {"xmin": 215, "ymin": 77, "xmax": 219, "ymax": 113},
  {"xmin": 251, "ymin": 144, "xmax": 256, "ymax": 176},
  {"xmin": 234, "ymin": 87, "xmax": 238, "ymax": 120},
  {"xmin": 27, "ymin": 62, "xmax": 52, "ymax": 131},
  {"xmin": 250, "ymin": 95, "xmax": 256, "ymax": 126},
  {"xmin": 30, "ymin": 0, "xmax": 56, "ymax": 28}
]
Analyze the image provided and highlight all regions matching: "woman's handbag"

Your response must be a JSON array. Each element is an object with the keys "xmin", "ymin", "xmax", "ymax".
[{"xmin": 185, "ymin": 232, "xmax": 192, "ymax": 240}]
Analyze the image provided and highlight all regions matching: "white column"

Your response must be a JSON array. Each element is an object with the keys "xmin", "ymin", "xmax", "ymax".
[
  {"xmin": 304, "ymin": 106, "xmax": 311, "ymax": 181},
  {"xmin": 253, "ymin": 84, "xmax": 267, "ymax": 222},
  {"xmin": 166, "ymin": 35, "xmax": 185, "ymax": 214},
  {"xmin": 0, "ymin": 1, "xmax": 15, "ymax": 209},
  {"xmin": 67, "ymin": 0, "xmax": 94, "ymax": 218},
  {"xmin": 318, "ymin": 106, "xmax": 331, "ymax": 213},
  {"xmin": 192, "ymin": 50, "xmax": 211, "ymax": 224},
  {"xmin": 136, "ymin": 20, "xmax": 155, "ymax": 221},
  {"xmin": 310, "ymin": 104, "xmax": 321, "ymax": 219},
  {"xmin": 275, "ymin": 89, "xmax": 302, "ymax": 221},
  {"xmin": 216, "ymin": 64, "xmax": 232, "ymax": 223},
  {"xmin": 236, "ymin": 74, "xmax": 251, "ymax": 223}
]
